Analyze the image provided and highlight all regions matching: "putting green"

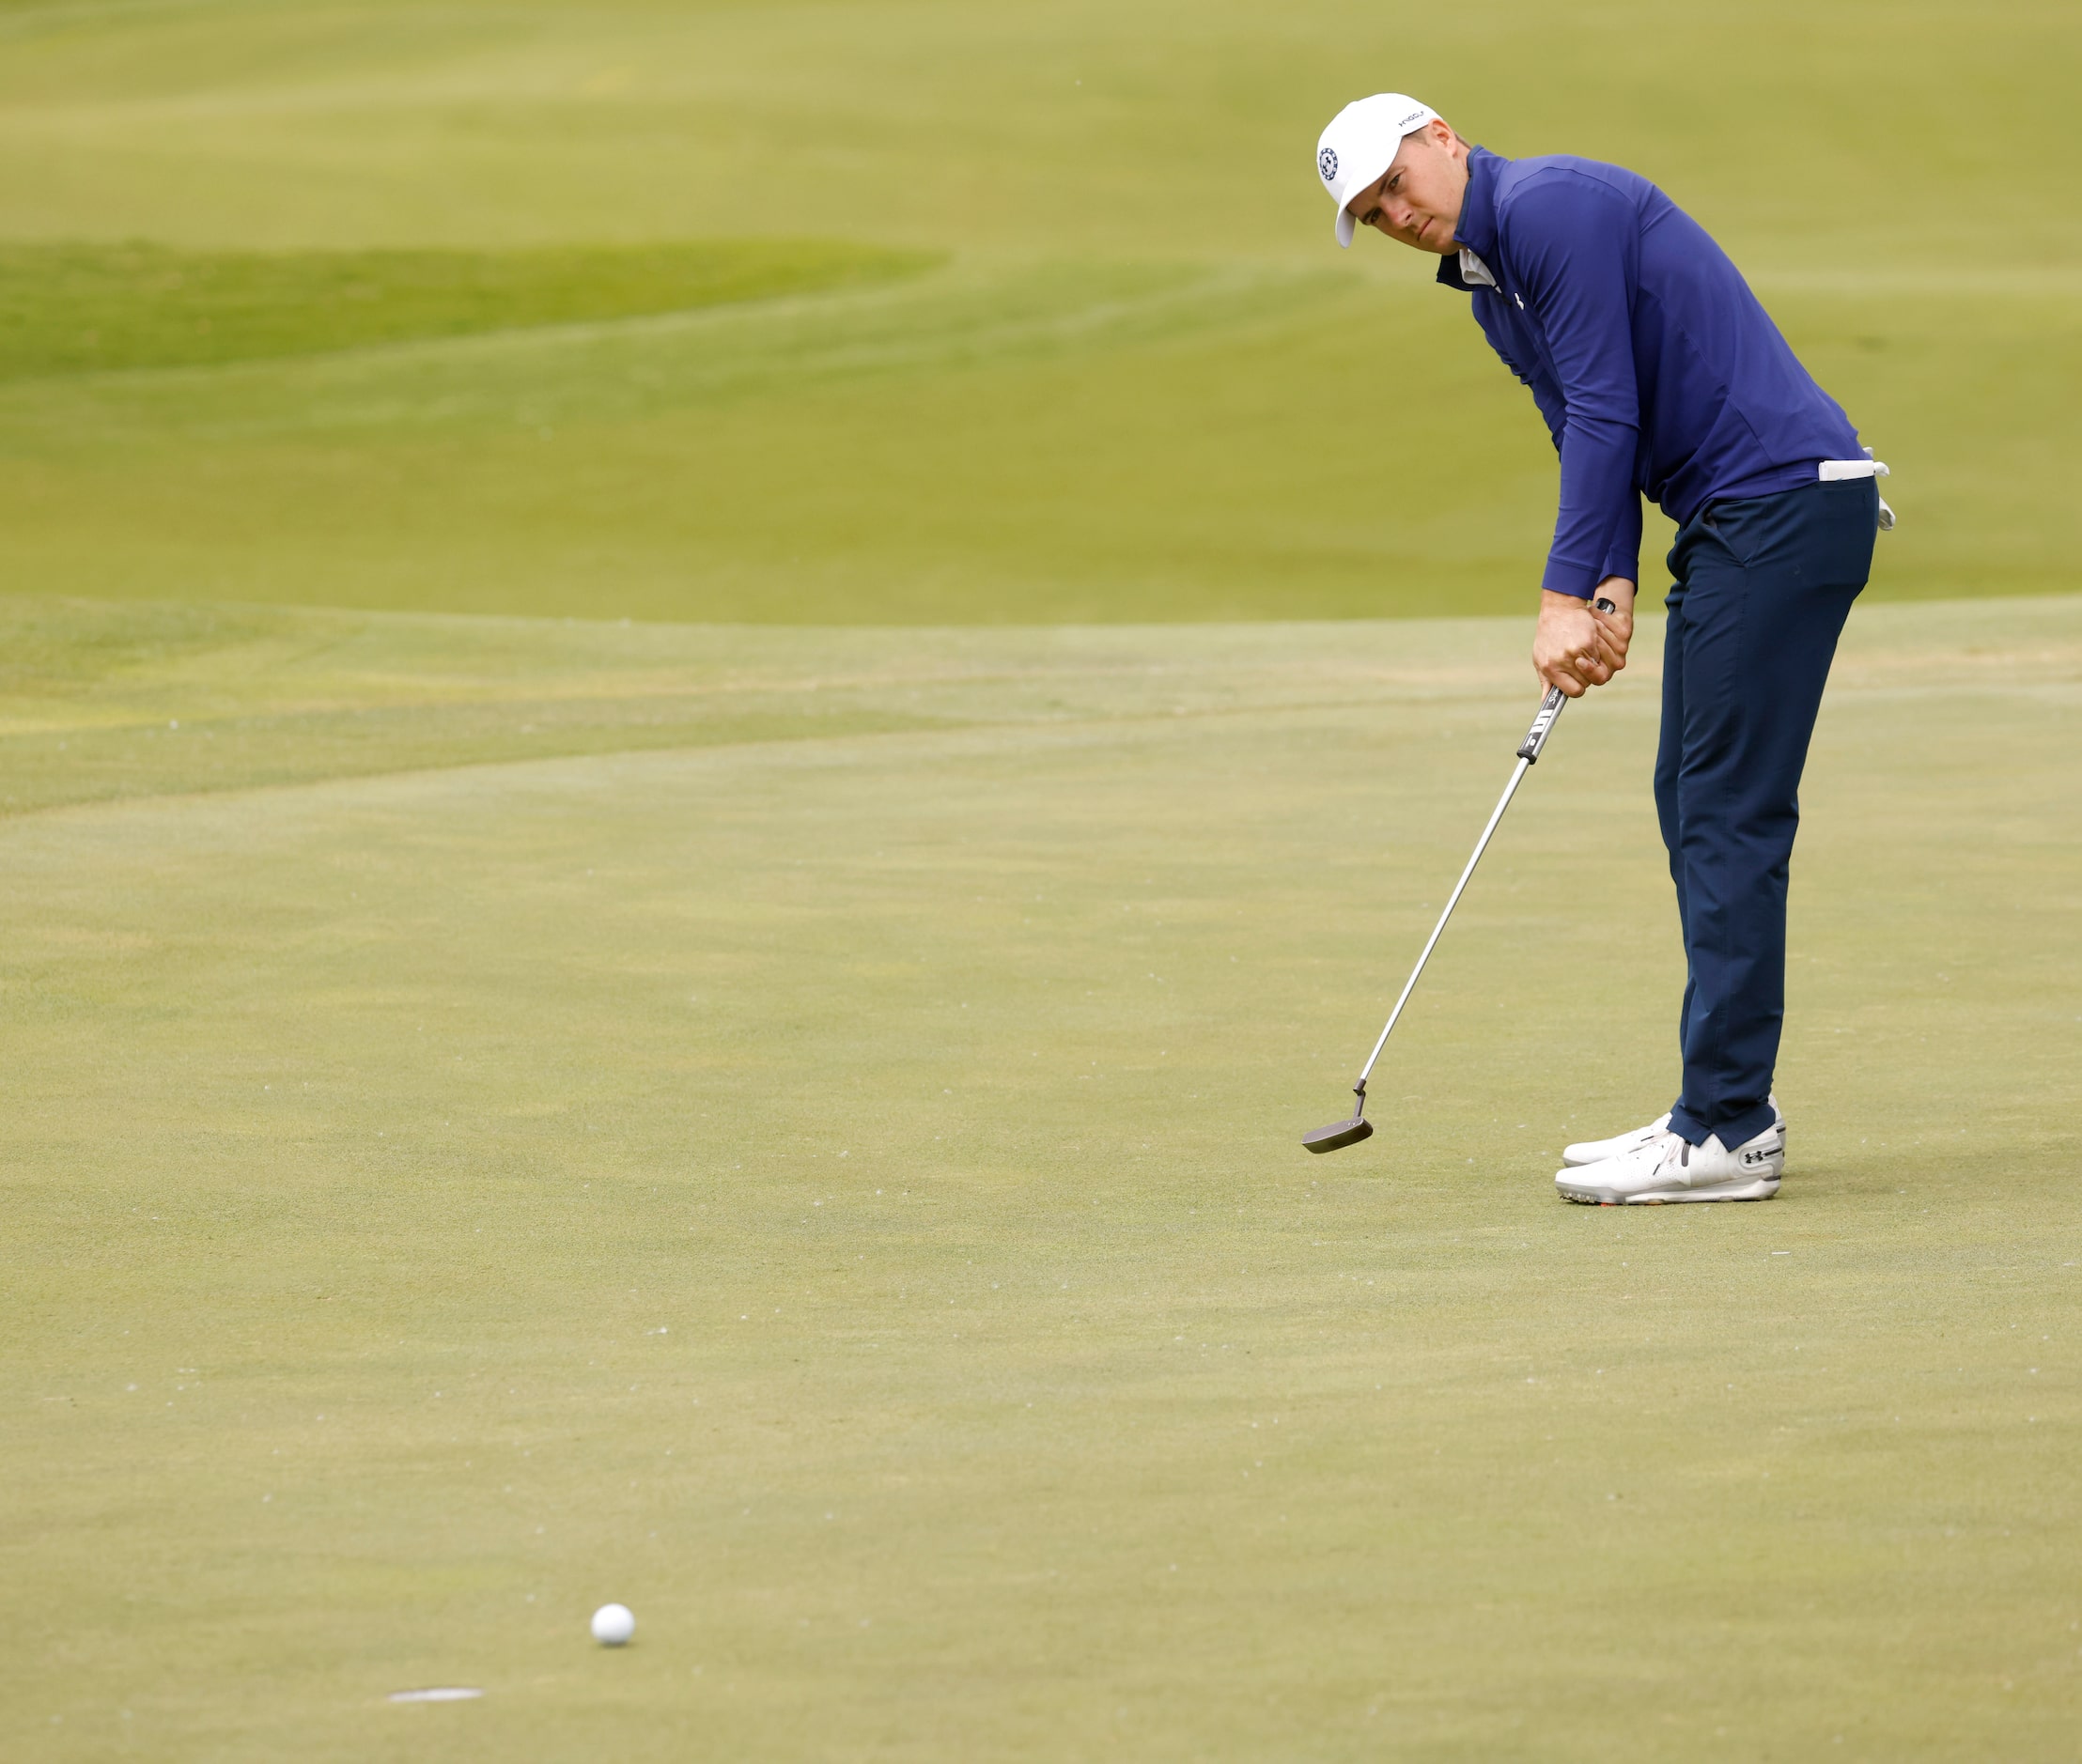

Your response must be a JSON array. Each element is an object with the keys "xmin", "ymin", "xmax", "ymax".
[
  {"xmin": 3, "ymin": 593, "xmax": 2077, "ymax": 1758},
  {"xmin": 0, "ymin": 0, "xmax": 2075, "ymax": 619}
]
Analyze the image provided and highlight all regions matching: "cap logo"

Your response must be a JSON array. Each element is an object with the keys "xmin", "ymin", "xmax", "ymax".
[{"xmin": 1318, "ymin": 147, "xmax": 1338, "ymax": 184}]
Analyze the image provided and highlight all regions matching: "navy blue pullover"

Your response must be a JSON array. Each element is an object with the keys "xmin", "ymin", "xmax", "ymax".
[{"xmin": 1440, "ymin": 147, "xmax": 1862, "ymax": 597}]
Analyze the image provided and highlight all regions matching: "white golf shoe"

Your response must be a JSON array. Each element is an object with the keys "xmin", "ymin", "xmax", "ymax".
[
  {"xmin": 1561, "ymin": 1093, "xmax": 1780, "ymax": 1168},
  {"xmin": 1555, "ymin": 1122, "xmax": 1785, "ymax": 1206}
]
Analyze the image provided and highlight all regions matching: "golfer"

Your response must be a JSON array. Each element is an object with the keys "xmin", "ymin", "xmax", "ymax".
[{"xmin": 1315, "ymin": 95, "xmax": 1888, "ymax": 1204}]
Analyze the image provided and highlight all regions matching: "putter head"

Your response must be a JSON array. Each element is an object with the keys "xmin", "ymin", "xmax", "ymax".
[{"xmin": 1302, "ymin": 1114, "xmax": 1374, "ymax": 1153}]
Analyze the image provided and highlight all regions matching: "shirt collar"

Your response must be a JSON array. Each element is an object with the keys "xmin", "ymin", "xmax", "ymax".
[
  {"xmin": 1434, "ymin": 147, "xmax": 1504, "ymax": 291},
  {"xmin": 1453, "ymin": 146, "xmax": 1504, "ymax": 264}
]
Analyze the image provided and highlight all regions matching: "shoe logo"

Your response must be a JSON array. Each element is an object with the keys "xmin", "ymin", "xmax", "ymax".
[{"xmin": 1319, "ymin": 147, "xmax": 1339, "ymax": 184}]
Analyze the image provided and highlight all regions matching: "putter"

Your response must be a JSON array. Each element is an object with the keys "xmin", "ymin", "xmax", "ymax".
[{"xmin": 1303, "ymin": 601, "xmax": 1614, "ymax": 1153}]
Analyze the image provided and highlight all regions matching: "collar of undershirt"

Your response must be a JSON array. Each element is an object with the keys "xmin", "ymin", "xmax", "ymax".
[{"xmin": 1433, "ymin": 247, "xmax": 1497, "ymax": 293}]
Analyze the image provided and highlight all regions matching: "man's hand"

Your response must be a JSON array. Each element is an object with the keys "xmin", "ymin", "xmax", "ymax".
[{"xmin": 1533, "ymin": 578, "xmax": 1635, "ymax": 696}]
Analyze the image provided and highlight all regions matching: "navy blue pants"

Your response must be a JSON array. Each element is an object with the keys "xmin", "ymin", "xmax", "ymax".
[{"xmin": 1656, "ymin": 475, "xmax": 1879, "ymax": 1149}]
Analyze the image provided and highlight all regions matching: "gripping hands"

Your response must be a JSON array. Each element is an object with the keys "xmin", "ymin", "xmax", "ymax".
[{"xmin": 1533, "ymin": 585, "xmax": 1632, "ymax": 698}]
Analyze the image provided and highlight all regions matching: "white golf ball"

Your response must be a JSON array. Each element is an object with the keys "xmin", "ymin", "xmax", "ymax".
[{"xmin": 590, "ymin": 1603, "xmax": 635, "ymax": 1647}]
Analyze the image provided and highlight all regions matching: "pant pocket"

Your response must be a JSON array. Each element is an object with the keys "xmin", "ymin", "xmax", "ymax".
[
  {"xmin": 1698, "ymin": 503, "xmax": 1763, "ymax": 569},
  {"xmin": 1806, "ymin": 480, "xmax": 1881, "ymax": 587}
]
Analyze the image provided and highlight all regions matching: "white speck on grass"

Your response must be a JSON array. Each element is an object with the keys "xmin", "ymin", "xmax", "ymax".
[{"xmin": 388, "ymin": 1688, "xmax": 483, "ymax": 1704}]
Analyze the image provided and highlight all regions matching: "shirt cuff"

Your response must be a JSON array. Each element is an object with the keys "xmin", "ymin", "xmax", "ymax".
[
  {"xmin": 1538, "ymin": 557, "xmax": 1603, "ymax": 598},
  {"xmin": 1597, "ymin": 546, "xmax": 1640, "ymax": 585}
]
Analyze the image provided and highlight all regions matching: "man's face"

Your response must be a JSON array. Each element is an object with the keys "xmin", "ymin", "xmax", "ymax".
[{"xmin": 1347, "ymin": 119, "xmax": 1469, "ymax": 255}]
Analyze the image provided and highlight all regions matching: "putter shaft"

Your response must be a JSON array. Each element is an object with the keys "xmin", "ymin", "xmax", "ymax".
[{"xmin": 1353, "ymin": 685, "xmax": 1571, "ymax": 1092}]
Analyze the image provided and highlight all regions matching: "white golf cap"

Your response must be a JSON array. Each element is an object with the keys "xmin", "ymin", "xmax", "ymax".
[{"xmin": 1316, "ymin": 93, "xmax": 1439, "ymax": 247}]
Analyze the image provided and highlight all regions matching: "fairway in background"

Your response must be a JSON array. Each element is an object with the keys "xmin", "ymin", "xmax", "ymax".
[
  {"xmin": 0, "ymin": 0, "xmax": 2074, "ymax": 619},
  {"xmin": 0, "ymin": 240, "xmax": 936, "ymax": 381}
]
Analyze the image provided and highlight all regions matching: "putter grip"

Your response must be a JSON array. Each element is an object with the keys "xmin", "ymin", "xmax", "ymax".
[
  {"xmin": 1516, "ymin": 688, "xmax": 1566, "ymax": 762},
  {"xmin": 1516, "ymin": 596, "xmax": 1616, "ymax": 762}
]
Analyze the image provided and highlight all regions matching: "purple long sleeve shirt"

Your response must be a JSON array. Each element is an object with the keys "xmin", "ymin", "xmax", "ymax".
[{"xmin": 1439, "ymin": 147, "xmax": 1863, "ymax": 596}]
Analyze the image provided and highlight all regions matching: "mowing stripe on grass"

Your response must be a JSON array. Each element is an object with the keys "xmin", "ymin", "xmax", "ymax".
[{"xmin": 0, "ymin": 240, "xmax": 938, "ymax": 382}]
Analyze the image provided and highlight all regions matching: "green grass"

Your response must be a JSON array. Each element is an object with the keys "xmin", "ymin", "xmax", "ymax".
[
  {"xmin": 3, "ymin": 592, "xmax": 2079, "ymax": 1758},
  {"xmin": 0, "ymin": 0, "xmax": 2074, "ymax": 619},
  {"xmin": 0, "ymin": 240, "xmax": 936, "ymax": 382},
  {"xmin": 2, "ymin": 2, "xmax": 2079, "ymax": 1755}
]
